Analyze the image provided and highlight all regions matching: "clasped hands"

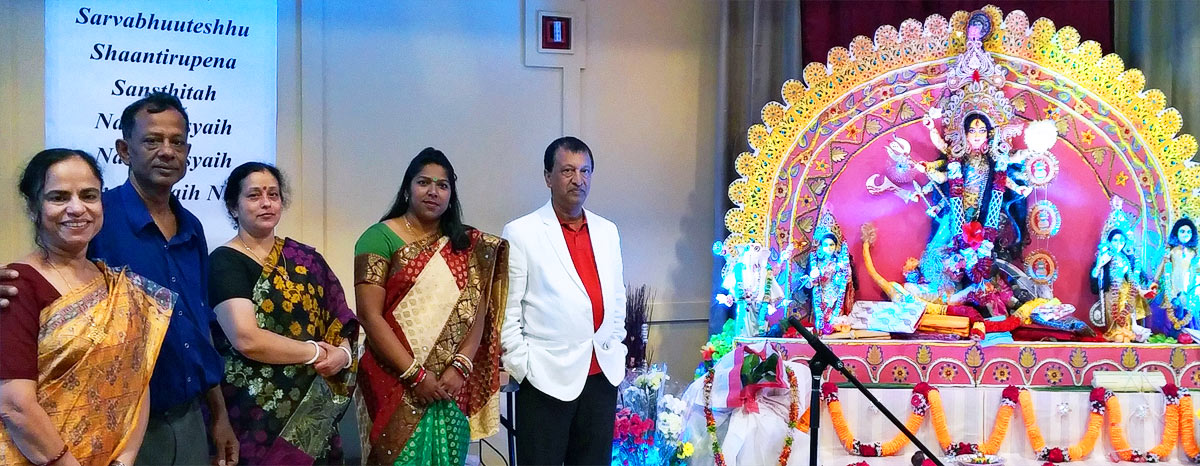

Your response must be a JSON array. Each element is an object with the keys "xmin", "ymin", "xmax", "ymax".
[
  {"xmin": 411, "ymin": 367, "xmax": 467, "ymax": 405},
  {"xmin": 310, "ymin": 341, "xmax": 351, "ymax": 377}
]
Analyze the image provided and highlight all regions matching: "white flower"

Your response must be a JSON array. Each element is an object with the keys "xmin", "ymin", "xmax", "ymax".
[
  {"xmin": 1023, "ymin": 119, "xmax": 1058, "ymax": 154},
  {"xmin": 656, "ymin": 411, "xmax": 685, "ymax": 445},
  {"xmin": 635, "ymin": 370, "xmax": 669, "ymax": 391},
  {"xmin": 659, "ymin": 394, "xmax": 687, "ymax": 415}
]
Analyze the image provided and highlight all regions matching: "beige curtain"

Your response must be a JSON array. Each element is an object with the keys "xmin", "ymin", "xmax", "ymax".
[
  {"xmin": 711, "ymin": 0, "xmax": 801, "ymax": 333},
  {"xmin": 1115, "ymin": 0, "xmax": 1200, "ymax": 159}
]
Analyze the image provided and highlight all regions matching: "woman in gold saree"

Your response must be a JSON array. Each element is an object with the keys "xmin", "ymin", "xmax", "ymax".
[
  {"xmin": 354, "ymin": 148, "xmax": 507, "ymax": 465},
  {"xmin": 0, "ymin": 149, "xmax": 172, "ymax": 466}
]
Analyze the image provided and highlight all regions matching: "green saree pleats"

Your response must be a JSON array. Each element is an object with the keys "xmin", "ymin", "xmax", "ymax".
[{"xmin": 393, "ymin": 400, "xmax": 470, "ymax": 466}]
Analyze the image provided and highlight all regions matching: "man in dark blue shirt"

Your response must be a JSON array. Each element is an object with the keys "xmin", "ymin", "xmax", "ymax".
[
  {"xmin": 88, "ymin": 92, "xmax": 238, "ymax": 465},
  {"xmin": 0, "ymin": 92, "xmax": 238, "ymax": 464}
]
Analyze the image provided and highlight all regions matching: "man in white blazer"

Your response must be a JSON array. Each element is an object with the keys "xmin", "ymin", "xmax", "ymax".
[{"xmin": 501, "ymin": 136, "xmax": 627, "ymax": 465}]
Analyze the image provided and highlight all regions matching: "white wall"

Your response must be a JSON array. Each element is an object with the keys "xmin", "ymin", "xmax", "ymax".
[{"xmin": 313, "ymin": 0, "xmax": 720, "ymax": 385}]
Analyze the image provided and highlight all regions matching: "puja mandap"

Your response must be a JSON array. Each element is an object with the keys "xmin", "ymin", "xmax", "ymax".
[{"xmin": 707, "ymin": 4, "xmax": 1200, "ymax": 465}]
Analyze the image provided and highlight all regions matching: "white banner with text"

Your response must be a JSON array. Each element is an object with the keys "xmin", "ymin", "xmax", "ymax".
[{"xmin": 45, "ymin": 0, "xmax": 278, "ymax": 248}]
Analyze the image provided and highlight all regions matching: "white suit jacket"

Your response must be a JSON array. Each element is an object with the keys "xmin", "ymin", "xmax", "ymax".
[{"xmin": 500, "ymin": 201, "xmax": 627, "ymax": 401}]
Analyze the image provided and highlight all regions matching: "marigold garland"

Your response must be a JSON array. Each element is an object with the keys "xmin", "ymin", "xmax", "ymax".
[
  {"xmin": 1181, "ymin": 389, "xmax": 1200, "ymax": 462},
  {"xmin": 1104, "ymin": 384, "xmax": 1180, "ymax": 462},
  {"xmin": 1016, "ymin": 386, "xmax": 1106, "ymax": 462},
  {"xmin": 801, "ymin": 381, "xmax": 1186, "ymax": 462},
  {"xmin": 821, "ymin": 382, "xmax": 929, "ymax": 456},
  {"xmin": 929, "ymin": 385, "xmax": 1018, "ymax": 456},
  {"xmin": 798, "ymin": 406, "xmax": 811, "ymax": 433}
]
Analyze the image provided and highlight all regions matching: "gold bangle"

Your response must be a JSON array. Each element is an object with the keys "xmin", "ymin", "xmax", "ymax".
[
  {"xmin": 38, "ymin": 444, "xmax": 69, "ymax": 466},
  {"xmin": 451, "ymin": 359, "xmax": 472, "ymax": 377},
  {"xmin": 398, "ymin": 358, "xmax": 419, "ymax": 380},
  {"xmin": 453, "ymin": 353, "xmax": 474, "ymax": 372}
]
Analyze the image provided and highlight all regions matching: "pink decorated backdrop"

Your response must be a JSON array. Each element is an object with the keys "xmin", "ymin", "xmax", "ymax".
[{"xmin": 772, "ymin": 58, "xmax": 1167, "ymax": 316}]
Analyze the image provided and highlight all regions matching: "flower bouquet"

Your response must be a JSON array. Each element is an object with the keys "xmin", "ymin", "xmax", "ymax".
[{"xmin": 613, "ymin": 365, "xmax": 693, "ymax": 465}]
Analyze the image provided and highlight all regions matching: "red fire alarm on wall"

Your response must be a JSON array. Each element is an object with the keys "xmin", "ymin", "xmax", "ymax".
[
  {"xmin": 539, "ymin": 13, "xmax": 572, "ymax": 52},
  {"xmin": 524, "ymin": 3, "xmax": 585, "ymax": 67}
]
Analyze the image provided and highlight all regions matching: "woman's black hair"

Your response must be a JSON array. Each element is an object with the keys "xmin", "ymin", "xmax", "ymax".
[
  {"xmin": 963, "ymin": 113, "xmax": 994, "ymax": 141},
  {"xmin": 1168, "ymin": 217, "xmax": 1199, "ymax": 249},
  {"xmin": 222, "ymin": 162, "xmax": 289, "ymax": 227},
  {"xmin": 1092, "ymin": 228, "xmax": 1141, "ymax": 294},
  {"xmin": 1107, "ymin": 228, "xmax": 1127, "ymax": 242},
  {"xmin": 17, "ymin": 149, "xmax": 103, "ymax": 253},
  {"xmin": 381, "ymin": 147, "xmax": 469, "ymax": 251}
]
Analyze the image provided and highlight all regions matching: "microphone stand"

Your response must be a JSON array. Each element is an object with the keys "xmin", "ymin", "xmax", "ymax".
[{"xmin": 791, "ymin": 318, "xmax": 943, "ymax": 466}]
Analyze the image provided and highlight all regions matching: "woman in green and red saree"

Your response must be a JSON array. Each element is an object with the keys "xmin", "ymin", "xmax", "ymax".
[
  {"xmin": 208, "ymin": 162, "xmax": 358, "ymax": 465},
  {"xmin": 354, "ymin": 148, "xmax": 507, "ymax": 466}
]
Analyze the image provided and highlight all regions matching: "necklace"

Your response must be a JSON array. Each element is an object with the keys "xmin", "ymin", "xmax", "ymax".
[
  {"xmin": 237, "ymin": 231, "xmax": 270, "ymax": 264},
  {"xmin": 46, "ymin": 259, "xmax": 75, "ymax": 289},
  {"xmin": 402, "ymin": 214, "xmax": 435, "ymax": 239}
]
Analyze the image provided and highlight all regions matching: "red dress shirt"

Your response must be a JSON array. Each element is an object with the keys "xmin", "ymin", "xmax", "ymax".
[{"xmin": 559, "ymin": 214, "xmax": 605, "ymax": 375}]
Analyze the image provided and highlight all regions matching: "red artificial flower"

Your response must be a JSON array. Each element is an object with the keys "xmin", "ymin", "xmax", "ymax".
[
  {"xmin": 783, "ymin": 327, "xmax": 801, "ymax": 339},
  {"xmin": 1181, "ymin": 333, "xmax": 1194, "ymax": 344},
  {"xmin": 1046, "ymin": 447, "xmax": 1065, "ymax": 462},
  {"xmin": 701, "ymin": 346, "xmax": 716, "ymax": 361},
  {"xmin": 1001, "ymin": 385, "xmax": 1021, "ymax": 404},
  {"xmin": 962, "ymin": 221, "xmax": 985, "ymax": 248},
  {"xmin": 1164, "ymin": 384, "xmax": 1180, "ymax": 399},
  {"xmin": 1088, "ymin": 387, "xmax": 1108, "ymax": 404},
  {"xmin": 859, "ymin": 444, "xmax": 879, "ymax": 456},
  {"xmin": 909, "ymin": 390, "xmax": 930, "ymax": 415}
]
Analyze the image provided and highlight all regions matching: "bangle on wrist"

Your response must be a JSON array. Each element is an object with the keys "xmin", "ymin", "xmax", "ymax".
[
  {"xmin": 398, "ymin": 358, "xmax": 419, "ymax": 380},
  {"xmin": 451, "ymin": 358, "xmax": 473, "ymax": 378},
  {"xmin": 405, "ymin": 367, "xmax": 427, "ymax": 388},
  {"xmin": 38, "ymin": 444, "xmax": 69, "ymax": 466},
  {"xmin": 338, "ymin": 345, "xmax": 353, "ymax": 369},
  {"xmin": 303, "ymin": 340, "xmax": 322, "ymax": 365},
  {"xmin": 451, "ymin": 362, "xmax": 469, "ymax": 379},
  {"xmin": 452, "ymin": 353, "xmax": 474, "ymax": 373}
]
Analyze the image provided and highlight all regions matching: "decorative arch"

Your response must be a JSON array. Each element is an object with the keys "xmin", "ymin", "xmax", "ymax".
[{"xmin": 725, "ymin": 5, "xmax": 1199, "ymax": 308}]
